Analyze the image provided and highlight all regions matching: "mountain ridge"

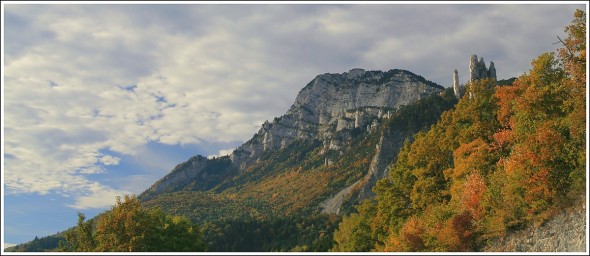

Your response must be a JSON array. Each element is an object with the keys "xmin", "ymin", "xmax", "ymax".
[
  {"xmin": 140, "ymin": 68, "xmax": 445, "ymax": 201},
  {"xmin": 8, "ymin": 66, "xmax": 461, "ymax": 252}
]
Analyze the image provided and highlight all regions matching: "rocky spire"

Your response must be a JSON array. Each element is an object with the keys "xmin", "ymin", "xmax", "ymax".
[
  {"xmin": 469, "ymin": 54, "xmax": 480, "ymax": 82},
  {"xmin": 478, "ymin": 57, "xmax": 488, "ymax": 79},
  {"xmin": 453, "ymin": 69, "xmax": 460, "ymax": 99},
  {"xmin": 469, "ymin": 54, "xmax": 497, "ymax": 82},
  {"xmin": 488, "ymin": 61, "xmax": 497, "ymax": 80}
]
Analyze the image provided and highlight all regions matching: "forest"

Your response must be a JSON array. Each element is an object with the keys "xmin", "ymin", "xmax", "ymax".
[{"xmin": 332, "ymin": 9, "xmax": 586, "ymax": 252}]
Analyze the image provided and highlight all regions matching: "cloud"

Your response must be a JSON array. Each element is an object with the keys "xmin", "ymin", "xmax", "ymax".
[
  {"xmin": 2, "ymin": 3, "xmax": 583, "ymax": 211},
  {"xmin": 208, "ymin": 148, "xmax": 236, "ymax": 159},
  {"xmin": 99, "ymin": 154, "xmax": 121, "ymax": 166},
  {"xmin": 4, "ymin": 243, "xmax": 17, "ymax": 249},
  {"xmin": 65, "ymin": 182, "xmax": 131, "ymax": 210}
]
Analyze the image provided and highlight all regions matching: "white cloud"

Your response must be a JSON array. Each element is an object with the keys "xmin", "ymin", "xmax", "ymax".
[
  {"xmin": 65, "ymin": 182, "xmax": 132, "ymax": 210},
  {"xmin": 218, "ymin": 149, "xmax": 235, "ymax": 157},
  {"xmin": 2, "ymin": 3, "xmax": 583, "ymax": 211},
  {"xmin": 4, "ymin": 243, "xmax": 17, "ymax": 249},
  {"xmin": 99, "ymin": 154, "xmax": 121, "ymax": 166},
  {"xmin": 208, "ymin": 148, "xmax": 236, "ymax": 159}
]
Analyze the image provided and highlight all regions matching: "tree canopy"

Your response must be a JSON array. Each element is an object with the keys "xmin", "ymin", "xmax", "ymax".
[{"xmin": 59, "ymin": 195, "xmax": 207, "ymax": 252}]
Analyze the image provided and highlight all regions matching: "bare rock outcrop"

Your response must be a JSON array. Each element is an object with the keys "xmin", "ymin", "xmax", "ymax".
[
  {"xmin": 143, "ymin": 68, "xmax": 444, "ymax": 200},
  {"xmin": 469, "ymin": 54, "xmax": 497, "ymax": 82},
  {"xmin": 483, "ymin": 203, "xmax": 587, "ymax": 252},
  {"xmin": 231, "ymin": 69, "xmax": 443, "ymax": 170}
]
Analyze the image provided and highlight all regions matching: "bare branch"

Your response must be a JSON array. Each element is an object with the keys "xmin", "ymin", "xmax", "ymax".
[{"xmin": 554, "ymin": 35, "xmax": 575, "ymax": 57}]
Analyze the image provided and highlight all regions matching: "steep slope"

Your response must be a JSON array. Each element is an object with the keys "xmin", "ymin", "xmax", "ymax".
[
  {"xmin": 483, "ymin": 202, "xmax": 586, "ymax": 252},
  {"xmin": 10, "ymin": 68, "xmax": 457, "ymax": 252},
  {"xmin": 137, "ymin": 68, "xmax": 458, "ymax": 251},
  {"xmin": 140, "ymin": 68, "xmax": 443, "ymax": 201},
  {"xmin": 331, "ymin": 25, "xmax": 586, "ymax": 251},
  {"xmin": 230, "ymin": 68, "xmax": 443, "ymax": 170}
]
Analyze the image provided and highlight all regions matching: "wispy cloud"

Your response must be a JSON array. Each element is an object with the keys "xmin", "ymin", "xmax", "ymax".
[{"xmin": 2, "ymin": 3, "xmax": 583, "ymax": 211}]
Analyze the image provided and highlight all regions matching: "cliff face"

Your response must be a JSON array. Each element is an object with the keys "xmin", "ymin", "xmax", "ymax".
[
  {"xmin": 319, "ymin": 128, "xmax": 407, "ymax": 214},
  {"xmin": 230, "ymin": 68, "xmax": 443, "ymax": 170},
  {"xmin": 141, "ymin": 68, "xmax": 444, "ymax": 211}
]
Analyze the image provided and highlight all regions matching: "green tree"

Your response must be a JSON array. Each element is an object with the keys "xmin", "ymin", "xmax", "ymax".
[
  {"xmin": 93, "ymin": 195, "xmax": 161, "ymax": 251},
  {"xmin": 61, "ymin": 195, "xmax": 207, "ymax": 252},
  {"xmin": 59, "ymin": 212, "xmax": 95, "ymax": 252},
  {"xmin": 558, "ymin": 9, "xmax": 586, "ymax": 201},
  {"xmin": 159, "ymin": 215, "xmax": 208, "ymax": 251},
  {"xmin": 332, "ymin": 207, "xmax": 374, "ymax": 252}
]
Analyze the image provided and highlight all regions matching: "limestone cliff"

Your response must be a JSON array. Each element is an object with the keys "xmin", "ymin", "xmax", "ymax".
[
  {"xmin": 141, "ymin": 68, "xmax": 444, "ymax": 204},
  {"xmin": 320, "ymin": 128, "xmax": 407, "ymax": 214},
  {"xmin": 230, "ymin": 68, "xmax": 443, "ymax": 170}
]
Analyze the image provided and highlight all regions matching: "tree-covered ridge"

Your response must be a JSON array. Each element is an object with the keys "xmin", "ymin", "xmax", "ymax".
[
  {"xmin": 4, "ymin": 234, "xmax": 64, "ymax": 252},
  {"xmin": 332, "ymin": 9, "xmax": 586, "ymax": 252}
]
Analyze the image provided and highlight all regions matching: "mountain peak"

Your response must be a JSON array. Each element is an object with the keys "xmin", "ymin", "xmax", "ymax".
[
  {"xmin": 143, "ymin": 68, "xmax": 444, "ymax": 198},
  {"xmin": 346, "ymin": 68, "xmax": 366, "ymax": 79}
]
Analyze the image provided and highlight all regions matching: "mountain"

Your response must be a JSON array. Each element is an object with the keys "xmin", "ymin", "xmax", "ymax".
[
  {"xmin": 7, "ymin": 67, "xmax": 458, "ymax": 252},
  {"xmin": 141, "ymin": 68, "xmax": 443, "ymax": 199},
  {"xmin": 137, "ymin": 68, "xmax": 458, "ymax": 251}
]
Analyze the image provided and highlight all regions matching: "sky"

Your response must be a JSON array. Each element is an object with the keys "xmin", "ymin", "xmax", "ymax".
[{"xmin": 1, "ymin": 1, "xmax": 586, "ymax": 248}]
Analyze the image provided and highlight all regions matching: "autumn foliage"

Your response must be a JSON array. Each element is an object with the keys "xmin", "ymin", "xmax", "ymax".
[
  {"xmin": 333, "ymin": 9, "xmax": 586, "ymax": 252},
  {"xmin": 60, "ymin": 195, "xmax": 207, "ymax": 252}
]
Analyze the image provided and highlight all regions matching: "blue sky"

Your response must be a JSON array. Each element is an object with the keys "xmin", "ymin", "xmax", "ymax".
[{"xmin": 1, "ymin": 1, "xmax": 586, "ymax": 248}]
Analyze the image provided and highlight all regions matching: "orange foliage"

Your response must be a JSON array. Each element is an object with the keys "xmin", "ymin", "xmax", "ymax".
[
  {"xmin": 436, "ymin": 211, "xmax": 475, "ymax": 251},
  {"xmin": 381, "ymin": 235, "xmax": 405, "ymax": 252},
  {"xmin": 525, "ymin": 168, "xmax": 555, "ymax": 209},
  {"xmin": 495, "ymin": 83, "xmax": 523, "ymax": 127},
  {"xmin": 401, "ymin": 217, "xmax": 425, "ymax": 251},
  {"xmin": 451, "ymin": 138, "xmax": 491, "ymax": 179},
  {"xmin": 461, "ymin": 173, "xmax": 487, "ymax": 220},
  {"xmin": 491, "ymin": 128, "xmax": 513, "ymax": 151},
  {"xmin": 382, "ymin": 216, "xmax": 426, "ymax": 252}
]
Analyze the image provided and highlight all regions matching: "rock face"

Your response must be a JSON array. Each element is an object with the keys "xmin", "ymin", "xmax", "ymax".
[
  {"xmin": 141, "ymin": 68, "xmax": 444, "ymax": 204},
  {"xmin": 453, "ymin": 69, "xmax": 460, "ymax": 99},
  {"xmin": 320, "ymin": 128, "xmax": 407, "ymax": 214},
  {"xmin": 230, "ymin": 68, "xmax": 443, "ymax": 170},
  {"xmin": 469, "ymin": 54, "xmax": 497, "ymax": 82},
  {"xmin": 488, "ymin": 61, "xmax": 496, "ymax": 79},
  {"xmin": 483, "ymin": 203, "xmax": 586, "ymax": 252}
]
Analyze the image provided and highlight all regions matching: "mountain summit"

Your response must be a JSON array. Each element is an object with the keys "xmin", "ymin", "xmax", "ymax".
[
  {"xmin": 133, "ymin": 67, "xmax": 460, "ymax": 251},
  {"xmin": 140, "ymin": 68, "xmax": 444, "ymax": 201}
]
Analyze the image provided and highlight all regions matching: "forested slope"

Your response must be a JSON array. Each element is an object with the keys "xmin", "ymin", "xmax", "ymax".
[{"xmin": 332, "ymin": 9, "xmax": 586, "ymax": 252}]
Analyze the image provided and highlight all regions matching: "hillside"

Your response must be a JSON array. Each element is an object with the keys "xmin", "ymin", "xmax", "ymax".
[
  {"xmin": 137, "ymin": 68, "xmax": 457, "ymax": 251},
  {"xmin": 331, "ymin": 10, "xmax": 586, "ymax": 252},
  {"xmin": 483, "ymin": 200, "xmax": 586, "ymax": 252},
  {"xmin": 6, "ymin": 67, "xmax": 458, "ymax": 252},
  {"xmin": 140, "ymin": 69, "xmax": 444, "ymax": 199}
]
